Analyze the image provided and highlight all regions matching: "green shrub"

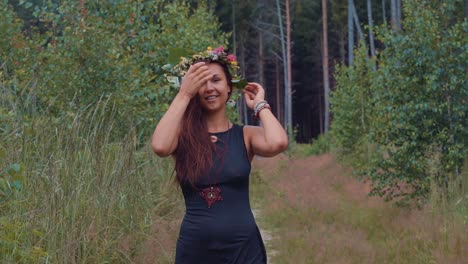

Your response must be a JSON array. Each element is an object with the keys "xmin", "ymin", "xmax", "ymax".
[
  {"xmin": 305, "ymin": 132, "xmax": 333, "ymax": 156},
  {"xmin": 330, "ymin": 0, "xmax": 467, "ymax": 204}
]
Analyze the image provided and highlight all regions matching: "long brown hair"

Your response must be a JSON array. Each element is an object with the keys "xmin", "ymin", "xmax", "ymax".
[{"xmin": 174, "ymin": 62, "xmax": 232, "ymax": 186}]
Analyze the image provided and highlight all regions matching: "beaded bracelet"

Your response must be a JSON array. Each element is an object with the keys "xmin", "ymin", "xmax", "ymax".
[
  {"xmin": 254, "ymin": 103, "xmax": 271, "ymax": 119},
  {"xmin": 254, "ymin": 100, "xmax": 267, "ymax": 112}
]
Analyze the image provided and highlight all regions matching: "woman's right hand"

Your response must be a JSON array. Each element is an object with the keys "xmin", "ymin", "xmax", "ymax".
[{"xmin": 179, "ymin": 62, "xmax": 212, "ymax": 99}]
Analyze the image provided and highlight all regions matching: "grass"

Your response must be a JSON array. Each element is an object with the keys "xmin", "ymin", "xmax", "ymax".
[
  {"xmin": 0, "ymin": 101, "xmax": 183, "ymax": 263},
  {"xmin": 250, "ymin": 146, "xmax": 468, "ymax": 264}
]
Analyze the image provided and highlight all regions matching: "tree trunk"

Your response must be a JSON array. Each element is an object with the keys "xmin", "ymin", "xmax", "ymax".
[
  {"xmin": 382, "ymin": 0, "xmax": 387, "ymax": 25},
  {"xmin": 322, "ymin": 0, "xmax": 330, "ymax": 132},
  {"xmin": 286, "ymin": 0, "xmax": 292, "ymax": 136},
  {"xmin": 276, "ymin": 0, "xmax": 289, "ymax": 132},
  {"xmin": 348, "ymin": 0, "xmax": 354, "ymax": 65},
  {"xmin": 240, "ymin": 42, "xmax": 248, "ymax": 125},
  {"xmin": 232, "ymin": 1, "xmax": 243, "ymax": 122},
  {"xmin": 232, "ymin": 1, "xmax": 236, "ymax": 54},
  {"xmin": 258, "ymin": 31, "xmax": 265, "ymax": 87},
  {"xmin": 275, "ymin": 56, "xmax": 282, "ymax": 125},
  {"xmin": 466, "ymin": 0, "xmax": 468, "ymax": 18},
  {"xmin": 396, "ymin": 0, "xmax": 402, "ymax": 29},
  {"xmin": 390, "ymin": 0, "xmax": 400, "ymax": 30},
  {"xmin": 339, "ymin": 32, "xmax": 346, "ymax": 63},
  {"xmin": 367, "ymin": 0, "xmax": 376, "ymax": 63},
  {"xmin": 351, "ymin": 0, "xmax": 364, "ymax": 40}
]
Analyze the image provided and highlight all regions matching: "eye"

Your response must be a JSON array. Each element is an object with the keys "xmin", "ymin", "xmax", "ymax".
[{"xmin": 212, "ymin": 77, "xmax": 220, "ymax": 82}]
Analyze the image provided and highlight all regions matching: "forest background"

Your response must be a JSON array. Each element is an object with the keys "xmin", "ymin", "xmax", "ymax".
[{"xmin": 0, "ymin": 0, "xmax": 466, "ymax": 262}]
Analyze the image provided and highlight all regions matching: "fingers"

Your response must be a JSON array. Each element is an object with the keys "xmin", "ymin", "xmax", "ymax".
[
  {"xmin": 242, "ymin": 82, "xmax": 267, "ymax": 110},
  {"xmin": 180, "ymin": 62, "xmax": 212, "ymax": 98},
  {"xmin": 243, "ymin": 83, "xmax": 265, "ymax": 99},
  {"xmin": 191, "ymin": 67, "xmax": 211, "ymax": 85},
  {"xmin": 186, "ymin": 61, "xmax": 207, "ymax": 75},
  {"xmin": 242, "ymin": 88, "xmax": 255, "ymax": 99},
  {"xmin": 243, "ymin": 91, "xmax": 251, "ymax": 101},
  {"xmin": 244, "ymin": 82, "xmax": 265, "ymax": 94}
]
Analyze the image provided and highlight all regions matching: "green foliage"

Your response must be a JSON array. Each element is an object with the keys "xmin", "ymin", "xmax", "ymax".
[
  {"xmin": 330, "ymin": 42, "xmax": 376, "ymax": 165},
  {"xmin": 4, "ymin": 0, "xmax": 228, "ymax": 142},
  {"xmin": 305, "ymin": 132, "xmax": 334, "ymax": 156},
  {"xmin": 330, "ymin": 0, "xmax": 467, "ymax": 204},
  {"xmin": 0, "ymin": 0, "xmax": 228, "ymax": 261}
]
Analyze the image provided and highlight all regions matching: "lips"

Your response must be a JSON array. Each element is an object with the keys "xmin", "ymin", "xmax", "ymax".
[{"xmin": 205, "ymin": 95, "xmax": 219, "ymax": 101}]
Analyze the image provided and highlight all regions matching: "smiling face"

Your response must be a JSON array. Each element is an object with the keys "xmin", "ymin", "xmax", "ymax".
[{"xmin": 198, "ymin": 62, "xmax": 232, "ymax": 112}]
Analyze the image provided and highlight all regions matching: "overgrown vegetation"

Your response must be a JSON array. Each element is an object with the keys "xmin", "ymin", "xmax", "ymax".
[
  {"xmin": 251, "ymin": 154, "xmax": 468, "ymax": 263},
  {"xmin": 0, "ymin": 0, "xmax": 225, "ymax": 261},
  {"xmin": 1, "ymin": 103, "xmax": 184, "ymax": 262},
  {"xmin": 329, "ymin": 0, "xmax": 467, "ymax": 205},
  {"xmin": 2, "ymin": 0, "xmax": 228, "ymax": 141}
]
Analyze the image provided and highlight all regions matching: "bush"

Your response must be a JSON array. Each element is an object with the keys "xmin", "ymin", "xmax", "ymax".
[
  {"xmin": 330, "ymin": 0, "xmax": 467, "ymax": 204},
  {"xmin": 0, "ymin": 1, "xmax": 229, "ymax": 261},
  {"xmin": 3, "ymin": 0, "xmax": 228, "ymax": 142}
]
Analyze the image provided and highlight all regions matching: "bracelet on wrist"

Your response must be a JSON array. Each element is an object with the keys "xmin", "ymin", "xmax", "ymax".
[
  {"xmin": 254, "ymin": 100, "xmax": 267, "ymax": 112},
  {"xmin": 254, "ymin": 103, "xmax": 271, "ymax": 119}
]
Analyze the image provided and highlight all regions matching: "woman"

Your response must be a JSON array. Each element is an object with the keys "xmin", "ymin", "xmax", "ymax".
[{"xmin": 152, "ymin": 47, "xmax": 288, "ymax": 263}]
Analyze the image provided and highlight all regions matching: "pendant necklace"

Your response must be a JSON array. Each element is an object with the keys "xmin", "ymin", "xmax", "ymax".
[{"xmin": 199, "ymin": 121, "xmax": 230, "ymax": 208}]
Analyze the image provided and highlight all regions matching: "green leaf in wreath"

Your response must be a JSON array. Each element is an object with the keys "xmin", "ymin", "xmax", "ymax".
[
  {"xmin": 232, "ymin": 78, "xmax": 248, "ymax": 89},
  {"xmin": 161, "ymin": 64, "xmax": 173, "ymax": 72}
]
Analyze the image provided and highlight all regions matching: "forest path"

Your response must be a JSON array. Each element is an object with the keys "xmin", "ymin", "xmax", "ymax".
[{"xmin": 251, "ymin": 154, "xmax": 467, "ymax": 264}]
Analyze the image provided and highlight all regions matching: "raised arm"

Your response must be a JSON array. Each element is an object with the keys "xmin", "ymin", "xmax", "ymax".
[
  {"xmin": 151, "ymin": 62, "xmax": 211, "ymax": 157},
  {"xmin": 243, "ymin": 82, "xmax": 288, "ymax": 158}
]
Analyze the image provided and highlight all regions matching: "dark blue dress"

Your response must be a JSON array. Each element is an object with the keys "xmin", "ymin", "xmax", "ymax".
[{"xmin": 175, "ymin": 124, "xmax": 267, "ymax": 264}]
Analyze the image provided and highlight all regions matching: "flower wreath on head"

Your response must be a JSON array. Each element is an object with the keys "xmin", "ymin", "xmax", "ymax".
[{"xmin": 163, "ymin": 46, "xmax": 247, "ymax": 90}]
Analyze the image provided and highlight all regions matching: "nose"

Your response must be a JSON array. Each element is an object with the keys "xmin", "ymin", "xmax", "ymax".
[{"xmin": 205, "ymin": 79, "xmax": 215, "ymax": 93}]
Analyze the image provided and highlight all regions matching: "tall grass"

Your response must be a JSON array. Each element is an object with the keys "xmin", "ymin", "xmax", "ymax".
[{"xmin": 1, "ymin": 85, "xmax": 182, "ymax": 262}]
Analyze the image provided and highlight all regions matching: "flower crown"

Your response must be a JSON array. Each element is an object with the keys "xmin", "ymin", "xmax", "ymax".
[{"xmin": 164, "ymin": 46, "xmax": 247, "ymax": 89}]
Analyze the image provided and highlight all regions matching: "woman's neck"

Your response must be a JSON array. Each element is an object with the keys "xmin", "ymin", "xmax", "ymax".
[{"xmin": 205, "ymin": 110, "xmax": 230, "ymax": 133}]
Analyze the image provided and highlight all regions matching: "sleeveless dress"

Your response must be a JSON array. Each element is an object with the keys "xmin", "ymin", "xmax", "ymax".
[{"xmin": 175, "ymin": 124, "xmax": 267, "ymax": 264}]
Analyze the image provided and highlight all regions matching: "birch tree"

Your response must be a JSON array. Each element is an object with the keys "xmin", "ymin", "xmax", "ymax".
[
  {"xmin": 276, "ymin": 0, "xmax": 292, "ymax": 135},
  {"xmin": 367, "ymin": 0, "xmax": 376, "ymax": 63},
  {"xmin": 348, "ymin": 0, "xmax": 354, "ymax": 64},
  {"xmin": 382, "ymin": 0, "xmax": 387, "ymax": 25},
  {"xmin": 390, "ymin": 0, "xmax": 401, "ymax": 30}
]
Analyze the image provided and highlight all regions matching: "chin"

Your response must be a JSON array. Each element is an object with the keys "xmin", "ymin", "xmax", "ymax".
[{"xmin": 201, "ymin": 102, "xmax": 225, "ymax": 113}]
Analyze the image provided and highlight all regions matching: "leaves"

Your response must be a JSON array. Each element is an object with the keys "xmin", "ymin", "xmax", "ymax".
[
  {"xmin": 331, "ymin": 1, "xmax": 467, "ymax": 204},
  {"xmin": 167, "ymin": 47, "xmax": 191, "ymax": 66}
]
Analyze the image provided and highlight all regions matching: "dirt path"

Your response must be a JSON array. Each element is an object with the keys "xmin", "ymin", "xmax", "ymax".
[{"xmin": 252, "ymin": 154, "xmax": 467, "ymax": 264}]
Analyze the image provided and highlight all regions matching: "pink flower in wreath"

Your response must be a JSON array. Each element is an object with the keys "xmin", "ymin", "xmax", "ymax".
[
  {"xmin": 214, "ymin": 46, "xmax": 225, "ymax": 53},
  {"xmin": 227, "ymin": 54, "xmax": 236, "ymax": 62}
]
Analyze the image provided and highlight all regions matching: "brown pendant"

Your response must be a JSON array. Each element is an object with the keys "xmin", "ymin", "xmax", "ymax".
[{"xmin": 200, "ymin": 186, "xmax": 223, "ymax": 208}]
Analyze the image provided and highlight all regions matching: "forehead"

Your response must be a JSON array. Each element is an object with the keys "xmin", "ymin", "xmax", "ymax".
[{"xmin": 206, "ymin": 63, "xmax": 225, "ymax": 75}]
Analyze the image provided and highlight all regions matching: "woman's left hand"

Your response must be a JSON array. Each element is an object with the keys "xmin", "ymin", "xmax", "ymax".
[{"xmin": 243, "ymin": 82, "xmax": 265, "ymax": 110}]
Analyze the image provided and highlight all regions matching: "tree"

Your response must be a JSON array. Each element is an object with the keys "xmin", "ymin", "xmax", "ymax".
[
  {"xmin": 367, "ymin": 0, "xmax": 376, "ymax": 62},
  {"xmin": 390, "ymin": 0, "xmax": 401, "ymax": 30},
  {"xmin": 8, "ymin": 0, "xmax": 228, "ymax": 140},
  {"xmin": 348, "ymin": 0, "xmax": 354, "ymax": 64},
  {"xmin": 276, "ymin": 0, "xmax": 290, "ymax": 133},
  {"xmin": 286, "ymin": 0, "xmax": 292, "ymax": 136},
  {"xmin": 382, "ymin": 0, "xmax": 387, "ymax": 25},
  {"xmin": 322, "ymin": 0, "xmax": 330, "ymax": 132},
  {"xmin": 332, "ymin": 0, "xmax": 467, "ymax": 204}
]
